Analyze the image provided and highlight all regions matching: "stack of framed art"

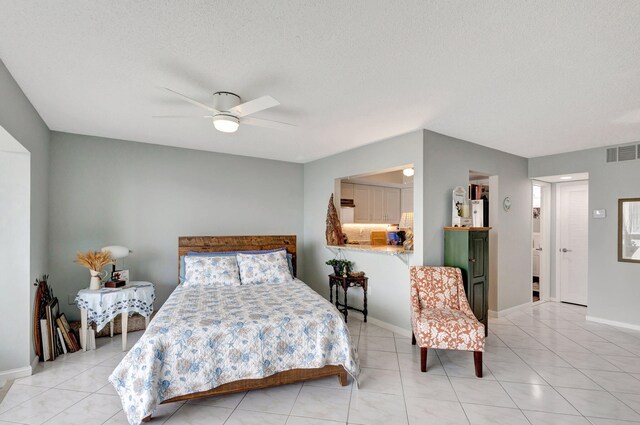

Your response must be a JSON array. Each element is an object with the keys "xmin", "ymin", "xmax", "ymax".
[{"xmin": 33, "ymin": 276, "xmax": 80, "ymax": 361}]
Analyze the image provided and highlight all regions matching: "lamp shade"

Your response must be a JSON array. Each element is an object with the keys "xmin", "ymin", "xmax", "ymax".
[
  {"xmin": 399, "ymin": 212, "xmax": 414, "ymax": 229},
  {"xmin": 101, "ymin": 245, "xmax": 131, "ymax": 260},
  {"xmin": 213, "ymin": 115, "xmax": 240, "ymax": 133}
]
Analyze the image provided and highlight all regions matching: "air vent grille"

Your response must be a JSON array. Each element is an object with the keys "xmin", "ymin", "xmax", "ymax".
[
  {"xmin": 618, "ymin": 145, "xmax": 637, "ymax": 161},
  {"xmin": 605, "ymin": 143, "xmax": 640, "ymax": 163}
]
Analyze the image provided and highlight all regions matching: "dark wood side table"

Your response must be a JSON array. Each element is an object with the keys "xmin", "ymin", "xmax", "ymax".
[{"xmin": 329, "ymin": 274, "xmax": 368, "ymax": 323}]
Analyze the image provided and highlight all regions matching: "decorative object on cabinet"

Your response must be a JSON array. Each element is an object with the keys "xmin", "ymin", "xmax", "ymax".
[
  {"xmin": 619, "ymin": 198, "xmax": 640, "ymax": 263},
  {"xmin": 444, "ymin": 227, "xmax": 491, "ymax": 336},
  {"xmin": 326, "ymin": 194, "xmax": 345, "ymax": 246},
  {"xmin": 403, "ymin": 167, "xmax": 414, "ymax": 177},
  {"xmin": 452, "ymin": 186, "xmax": 472, "ymax": 227},
  {"xmin": 75, "ymin": 250, "xmax": 113, "ymax": 290},
  {"xmin": 409, "ymin": 266, "xmax": 484, "ymax": 377},
  {"xmin": 330, "ymin": 273, "xmax": 368, "ymax": 323}
]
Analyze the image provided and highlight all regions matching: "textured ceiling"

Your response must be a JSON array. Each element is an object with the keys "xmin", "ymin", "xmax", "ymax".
[{"xmin": 1, "ymin": 1, "xmax": 639, "ymax": 162}]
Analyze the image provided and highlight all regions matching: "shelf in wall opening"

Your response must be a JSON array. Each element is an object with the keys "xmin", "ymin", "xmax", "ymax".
[{"xmin": 325, "ymin": 245, "xmax": 412, "ymax": 266}]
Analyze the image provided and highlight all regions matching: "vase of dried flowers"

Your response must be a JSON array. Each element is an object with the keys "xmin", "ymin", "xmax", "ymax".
[
  {"xmin": 89, "ymin": 269, "xmax": 106, "ymax": 290},
  {"xmin": 75, "ymin": 250, "xmax": 113, "ymax": 290}
]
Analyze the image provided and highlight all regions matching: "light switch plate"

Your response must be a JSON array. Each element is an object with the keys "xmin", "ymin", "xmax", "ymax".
[{"xmin": 593, "ymin": 209, "xmax": 606, "ymax": 219}]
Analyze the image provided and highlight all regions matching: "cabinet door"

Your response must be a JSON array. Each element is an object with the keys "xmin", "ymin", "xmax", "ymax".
[
  {"xmin": 468, "ymin": 232, "xmax": 488, "ymax": 323},
  {"xmin": 354, "ymin": 185, "xmax": 370, "ymax": 223},
  {"xmin": 341, "ymin": 182, "xmax": 354, "ymax": 199},
  {"xmin": 369, "ymin": 186, "xmax": 385, "ymax": 222},
  {"xmin": 401, "ymin": 188, "xmax": 413, "ymax": 213},
  {"xmin": 384, "ymin": 188, "xmax": 401, "ymax": 223}
]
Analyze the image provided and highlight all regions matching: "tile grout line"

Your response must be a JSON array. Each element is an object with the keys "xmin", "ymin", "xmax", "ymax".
[
  {"xmin": 393, "ymin": 331, "xmax": 411, "ymax": 425},
  {"xmin": 505, "ymin": 305, "xmax": 640, "ymax": 421}
]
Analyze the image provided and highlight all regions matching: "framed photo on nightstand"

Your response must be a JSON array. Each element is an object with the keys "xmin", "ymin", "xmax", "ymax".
[{"xmin": 112, "ymin": 269, "xmax": 129, "ymax": 283}]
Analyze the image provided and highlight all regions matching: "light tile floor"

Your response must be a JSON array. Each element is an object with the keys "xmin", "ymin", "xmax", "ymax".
[{"xmin": 2, "ymin": 302, "xmax": 640, "ymax": 424}]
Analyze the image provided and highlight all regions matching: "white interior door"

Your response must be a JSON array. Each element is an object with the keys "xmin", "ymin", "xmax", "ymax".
[{"xmin": 557, "ymin": 181, "xmax": 589, "ymax": 306}]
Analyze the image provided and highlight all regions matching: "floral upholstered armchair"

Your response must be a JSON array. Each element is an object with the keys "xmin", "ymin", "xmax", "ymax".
[{"xmin": 410, "ymin": 266, "xmax": 485, "ymax": 377}]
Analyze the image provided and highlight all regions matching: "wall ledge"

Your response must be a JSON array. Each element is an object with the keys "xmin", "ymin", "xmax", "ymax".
[{"xmin": 586, "ymin": 315, "xmax": 640, "ymax": 332}]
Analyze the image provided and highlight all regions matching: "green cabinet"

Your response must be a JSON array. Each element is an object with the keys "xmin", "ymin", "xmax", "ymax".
[{"xmin": 444, "ymin": 227, "xmax": 490, "ymax": 334}]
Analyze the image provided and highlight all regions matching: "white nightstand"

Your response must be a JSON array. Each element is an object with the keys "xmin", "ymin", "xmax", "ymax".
[{"xmin": 75, "ymin": 281, "xmax": 155, "ymax": 351}]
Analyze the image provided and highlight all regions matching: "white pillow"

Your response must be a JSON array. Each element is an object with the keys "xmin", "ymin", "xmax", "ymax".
[
  {"xmin": 183, "ymin": 255, "xmax": 241, "ymax": 287},
  {"xmin": 237, "ymin": 250, "xmax": 293, "ymax": 285}
]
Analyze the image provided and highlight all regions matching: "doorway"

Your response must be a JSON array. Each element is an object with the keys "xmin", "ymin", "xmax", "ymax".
[
  {"xmin": 531, "ymin": 181, "xmax": 550, "ymax": 303},
  {"xmin": 556, "ymin": 180, "xmax": 589, "ymax": 306},
  {"xmin": 0, "ymin": 125, "xmax": 31, "ymax": 380}
]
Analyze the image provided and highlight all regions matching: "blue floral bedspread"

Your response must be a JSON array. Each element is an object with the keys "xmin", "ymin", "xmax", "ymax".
[{"xmin": 109, "ymin": 279, "xmax": 359, "ymax": 425}]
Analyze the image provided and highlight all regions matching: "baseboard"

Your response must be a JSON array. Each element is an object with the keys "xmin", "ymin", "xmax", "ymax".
[
  {"xmin": 547, "ymin": 297, "xmax": 559, "ymax": 302},
  {"xmin": 488, "ymin": 301, "xmax": 534, "ymax": 318},
  {"xmin": 586, "ymin": 315, "xmax": 640, "ymax": 331},
  {"xmin": 348, "ymin": 311, "xmax": 411, "ymax": 337},
  {"xmin": 0, "ymin": 365, "xmax": 33, "ymax": 383},
  {"xmin": 30, "ymin": 356, "xmax": 39, "ymax": 373}
]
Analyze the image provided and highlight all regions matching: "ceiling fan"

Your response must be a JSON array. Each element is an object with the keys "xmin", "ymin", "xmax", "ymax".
[{"xmin": 154, "ymin": 88, "xmax": 295, "ymax": 133}]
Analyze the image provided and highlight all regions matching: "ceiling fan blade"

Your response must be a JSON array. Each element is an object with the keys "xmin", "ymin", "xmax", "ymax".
[
  {"xmin": 242, "ymin": 116, "xmax": 295, "ymax": 130},
  {"xmin": 152, "ymin": 115, "xmax": 213, "ymax": 118},
  {"xmin": 162, "ymin": 88, "xmax": 220, "ymax": 114},
  {"xmin": 228, "ymin": 96, "xmax": 280, "ymax": 117}
]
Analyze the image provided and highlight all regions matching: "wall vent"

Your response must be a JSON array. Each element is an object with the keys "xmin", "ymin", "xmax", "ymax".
[
  {"xmin": 618, "ymin": 144, "xmax": 637, "ymax": 161},
  {"xmin": 605, "ymin": 143, "xmax": 640, "ymax": 163}
]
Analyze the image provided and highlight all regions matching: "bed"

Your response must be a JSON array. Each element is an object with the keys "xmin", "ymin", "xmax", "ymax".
[{"xmin": 109, "ymin": 235, "xmax": 359, "ymax": 425}]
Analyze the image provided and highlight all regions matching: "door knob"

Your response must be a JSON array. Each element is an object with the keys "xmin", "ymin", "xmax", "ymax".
[{"xmin": 560, "ymin": 248, "xmax": 572, "ymax": 253}]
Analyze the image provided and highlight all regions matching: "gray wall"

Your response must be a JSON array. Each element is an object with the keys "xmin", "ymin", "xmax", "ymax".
[
  {"xmin": 423, "ymin": 130, "xmax": 532, "ymax": 312},
  {"xmin": 302, "ymin": 131, "xmax": 424, "ymax": 331},
  {"xmin": 302, "ymin": 129, "xmax": 533, "ymax": 330},
  {"xmin": 0, "ymin": 60, "xmax": 50, "ymax": 371},
  {"xmin": 49, "ymin": 132, "xmax": 304, "ymax": 320},
  {"xmin": 529, "ymin": 147, "xmax": 640, "ymax": 326}
]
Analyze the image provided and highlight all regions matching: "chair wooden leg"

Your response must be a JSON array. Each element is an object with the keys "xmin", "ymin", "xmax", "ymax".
[
  {"xmin": 411, "ymin": 332, "xmax": 416, "ymax": 346},
  {"xmin": 420, "ymin": 347, "xmax": 428, "ymax": 372},
  {"xmin": 474, "ymin": 351, "xmax": 483, "ymax": 378}
]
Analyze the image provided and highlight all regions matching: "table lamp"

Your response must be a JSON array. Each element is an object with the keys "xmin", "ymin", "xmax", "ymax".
[{"xmin": 101, "ymin": 245, "xmax": 131, "ymax": 285}]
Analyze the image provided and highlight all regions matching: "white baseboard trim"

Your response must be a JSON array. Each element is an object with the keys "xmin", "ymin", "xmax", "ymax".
[
  {"xmin": 0, "ymin": 365, "xmax": 32, "ymax": 383},
  {"xmin": 488, "ymin": 301, "xmax": 534, "ymax": 318},
  {"xmin": 547, "ymin": 297, "xmax": 559, "ymax": 302},
  {"xmin": 30, "ymin": 356, "xmax": 39, "ymax": 373},
  {"xmin": 348, "ymin": 311, "xmax": 411, "ymax": 337},
  {"xmin": 586, "ymin": 315, "xmax": 640, "ymax": 331}
]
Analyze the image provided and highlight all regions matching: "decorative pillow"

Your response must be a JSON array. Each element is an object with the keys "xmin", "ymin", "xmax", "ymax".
[
  {"xmin": 237, "ymin": 250, "xmax": 293, "ymax": 285},
  {"xmin": 183, "ymin": 248, "xmax": 295, "ymax": 279},
  {"xmin": 183, "ymin": 255, "xmax": 241, "ymax": 287}
]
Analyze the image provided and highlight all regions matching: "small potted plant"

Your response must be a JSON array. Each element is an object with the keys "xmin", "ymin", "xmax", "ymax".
[{"xmin": 325, "ymin": 258, "xmax": 353, "ymax": 276}]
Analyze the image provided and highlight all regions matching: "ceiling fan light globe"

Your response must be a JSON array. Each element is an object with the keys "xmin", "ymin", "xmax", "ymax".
[{"xmin": 213, "ymin": 115, "xmax": 240, "ymax": 133}]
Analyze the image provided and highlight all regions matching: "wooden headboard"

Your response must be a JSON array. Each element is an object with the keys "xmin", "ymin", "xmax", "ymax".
[{"xmin": 178, "ymin": 235, "xmax": 297, "ymax": 282}]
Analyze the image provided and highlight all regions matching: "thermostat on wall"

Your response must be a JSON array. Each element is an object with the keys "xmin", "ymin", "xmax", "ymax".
[{"xmin": 592, "ymin": 209, "xmax": 606, "ymax": 219}]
